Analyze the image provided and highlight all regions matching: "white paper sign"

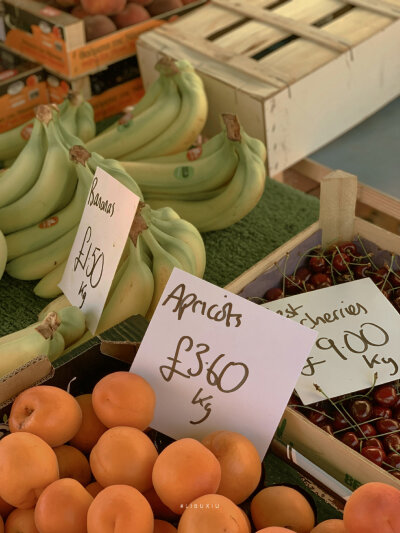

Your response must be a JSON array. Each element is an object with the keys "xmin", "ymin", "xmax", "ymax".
[
  {"xmin": 59, "ymin": 167, "xmax": 140, "ymax": 334},
  {"xmin": 130, "ymin": 269, "xmax": 318, "ymax": 458},
  {"xmin": 263, "ymin": 277, "xmax": 400, "ymax": 405}
]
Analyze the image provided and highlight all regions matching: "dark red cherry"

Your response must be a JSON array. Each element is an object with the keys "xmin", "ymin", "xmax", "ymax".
[
  {"xmin": 320, "ymin": 424, "xmax": 334, "ymax": 436},
  {"xmin": 394, "ymin": 408, "xmax": 400, "ymax": 421},
  {"xmin": 336, "ymin": 273, "xmax": 353, "ymax": 284},
  {"xmin": 333, "ymin": 412, "xmax": 351, "ymax": 431},
  {"xmin": 393, "ymin": 396, "xmax": 400, "ymax": 410},
  {"xmin": 372, "ymin": 266, "xmax": 390, "ymax": 288},
  {"xmin": 351, "ymin": 399, "xmax": 372, "ymax": 423},
  {"xmin": 372, "ymin": 405, "xmax": 392, "ymax": 420},
  {"xmin": 358, "ymin": 423, "xmax": 377, "ymax": 438},
  {"xmin": 311, "ymin": 273, "xmax": 332, "ymax": 287},
  {"xmin": 308, "ymin": 410, "xmax": 329, "ymax": 425},
  {"xmin": 304, "ymin": 282, "xmax": 316, "ymax": 292},
  {"xmin": 362, "ymin": 437, "xmax": 383, "ymax": 450},
  {"xmin": 385, "ymin": 452, "xmax": 400, "ymax": 469},
  {"xmin": 383, "ymin": 433, "xmax": 400, "ymax": 453},
  {"xmin": 288, "ymin": 393, "xmax": 302, "ymax": 408},
  {"xmin": 373, "ymin": 385, "xmax": 398, "ymax": 407},
  {"xmin": 376, "ymin": 418, "xmax": 400, "ymax": 435},
  {"xmin": 309, "ymin": 256, "xmax": 327, "ymax": 273},
  {"xmin": 284, "ymin": 275, "xmax": 302, "ymax": 295},
  {"xmin": 338, "ymin": 242, "xmax": 357, "ymax": 256},
  {"xmin": 361, "ymin": 446, "xmax": 386, "ymax": 467},
  {"xmin": 354, "ymin": 263, "xmax": 371, "ymax": 279},
  {"xmin": 332, "ymin": 252, "xmax": 350, "ymax": 272},
  {"xmin": 265, "ymin": 287, "xmax": 284, "ymax": 301},
  {"xmin": 295, "ymin": 266, "xmax": 312, "ymax": 282},
  {"xmin": 389, "ymin": 270, "xmax": 400, "ymax": 288},
  {"xmin": 341, "ymin": 431, "xmax": 360, "ymax": 450},
  {"xmin": 391, "ymin": 470, "xmax": 400, "ymax": 480}
]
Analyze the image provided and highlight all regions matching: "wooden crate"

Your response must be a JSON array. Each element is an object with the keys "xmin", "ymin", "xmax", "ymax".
[
  {"xmin": 224, "ymin": 170, "xmax": 400, "ymax": 492},
  {"xmin": 136, "ymin": 0, "xmax": 400, "ymax": 176}
]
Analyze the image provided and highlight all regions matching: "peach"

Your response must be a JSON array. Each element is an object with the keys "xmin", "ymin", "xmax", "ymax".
[
  {"xmin": 202, "ymin": 430, "xmax": 261, "ymax": 504},
  {"xmin": 69, "ymin": 394, "xmax": 107, "ymax": 453},
  {"xmin": 154, "ymin": 520, "xmax": 177, "ymax": 532},
  {"xmin": 5, "ymin": 508, "xmax": 39, "ymax": 533},
  {"xmin": 143, "ymin": 487, "xmax": 178, "ymax": 521},
  {"xmin": 152, "ymin": 438, "xmax": 221, "ymax": 515},
  {"xmin": 84, "ymin": 15, "xmax": 117, "ymax": 41},
  {"xmin": 343, "ymin": 482, "xmax": 400, "ymax": 533},
  {"xmin": 53, "ymin": 445, "xmax": 92, "ymax": 486},
  {"xmin": 112, "ymin": 4, "xmax": 150, "ymax": 28},
  {"xmin": 92, "ymin": 371, "xmax": 155, "ymax": 430},
  {"xmin": 34, "ymin": 478, "xmax": 93, "ymax": 533},
  {"xmin": 81, "ymin": 0, "xmax": 126, "ymax": 15},
  {"xmin": 85, "ymin": 482, "xmax": 103, "ymax": 498},
  {"xmin": 148, "ymin": 0, "xmax": 183, "ymax": 16},
  {"xmin": 311, "ymin": 519, "xmax": 347, "ymax": 532},
  {"xmin": 9, "ymin": 386, "xmax": 82, "ymax": 447},
  {"xmin": 0, "ymin": 432, "xmax": 59, "ymax": 509},
  {"xmin": 90, "ymin": 426, "xmax": 157, "ymax": 492},
  {"xmin": 87, "ymin": 485, "xmax": 153, "ymax": 533}
]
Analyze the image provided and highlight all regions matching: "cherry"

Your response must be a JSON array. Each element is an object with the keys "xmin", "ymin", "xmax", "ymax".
[
  {"xmin": 389, "ymin": 270, "xmax": 400, "ymax": 288},
  {"xmin": 385, "ymin": 452, "xmax": 400, "ymax": 469},
  {"xmin": 288, "ymin": 393, "xmax": 301, "ymax": 408},
  {"xmin": 372, "ymin": 405, "xmax": 392, "ymax": 420},
  {"xmin": 376, "ymin": 418, "xmax": 400, "ymax": 435},
  {"xmin": 338, "ymin": 242, "xmax": 357, "ymax": 256},
  {"xmin": 265, "ymin": 287, "xmax": 284, "ymax": 301},
  {"xmin": 309, "ymin": 256, "xmax": 327, "ymax": 273},
  {"xmin": 373, "ymin": 385, "xmax": 398, "ymax": 407},
  {"xmin": 350, "ymin": 399, "xmax": 372, "ymax": 423},
  {"xmin": 341, "ymin": 431, "xmax": 360, "ymax": 450},
  {"xmin": 311, "ymin": 273, "xmax": 332, "ymax": 288},
  {"xmin": 284, "ymin": 275, "xmax": 302, "ymax": 295},
  {"xmin": 393, "ymin": 408, "xmax": 400, "ymax": 421},
  {"xmin": 361, "ymin": 446, "xmax": 386, "ymax": 467},
  {"xmin": 320, "ymin": 424, "xmax": 334, "ymax": 436},
  {"xmin": 372, "ymin": 266, "xmax": 391, "ymax": 289},
  {"xmin": 391, "ymin": 470, "xmax": 400, "ymax": 480},
  {"xmin": 393, "ymin": 396, "xmax": 400, "ymax": 410},
  {"xmin": 336, "ymin": 273, "xmax": 353, "ymax": 284},
  {"xmin": 304, "ymin": 282, "xmax": 316, "ymax": 292},
  {"xmin": 333, "ymin": 412, "xmax": 351, "ymax": 431},
  {"xmin": 383, "ymin": 433, "xmax": 400, "ymax": 453},
  {"xmin": 296, "ymin": 266, "xmax": 312, "ymax": 282},
  {"xmin": 353, "ymin": 263, "xmax": 371, "ymax": 279},
  {"xmin": 393, "ymin": 295, "xmax": 400, "ymax": 313},
  {"xmin": 358, "ymin": 423, "xmax": 377, "ymax": 438},
  {"xmin": 362, "ymin": 437, "xmax": 383, "ymax": 450},
  {"xmin": 332, "ymin": 252, "xmax": 350, "ymax": 272},
  {"xmin": 308, "ymin": 410, "xmax": 329, "ymax": 425}
]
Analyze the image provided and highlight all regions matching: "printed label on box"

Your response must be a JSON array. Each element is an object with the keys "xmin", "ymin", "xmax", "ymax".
[{"xmin": 130, "ymin": 269, "xmax": 318, "ymax": 458}]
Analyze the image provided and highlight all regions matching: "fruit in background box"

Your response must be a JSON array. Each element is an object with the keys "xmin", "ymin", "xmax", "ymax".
[
  {"xmin": 87, "ymin": 485, "xmax": 154, "ymax": 533},
  {"xmin": 112, "ymin": 4, "xmax": 150, "ymax": 28},
  {"xmin": 0, "ymin": 496, "xmax": 13, "ymax": 520},
  {"xmin": 69, "ymin": 394, "xmax": 107, "ymax": 453},
  {"xmin": 152, "ymin": 438, "xmax": 221, "ymax": 514},
  {"xmin": 177, "ymin": 494, "xmax": 249, "ymax": 533},
  {"xmin": 90, "ymin": 426, "xmax": 158, "ymax": 492},
  {"xmin": 9, "ymin": 385, "xmax": 82, "ymax": 448},
  {"xmin": 84, "ymin": 15, "xmax": 117, "ymax": 41},
  {"xmin": 310, "ymin": 519, "xmax": 347, "ymax": 532},
  {"xmin": 56, "ymin": 0, "xmax": 79, "ymax": 7},
  {"xmin": 143, "ymin": 487, "xmax": 178, "ymax": 521},
  {"xmin": 71, "ymin": 5, "xmax": 89, "ymax": 18},
  {"xmin": 343, "ymin": 482, "xmax": 400, "ymax": 533},
  {"xmin": 201, "ymin": 430, "xmax": 261, "ymax": 504},
  {"xmin": 255, "ymin": 529, "xmax": 296, "ymax": 533},
  {"xmin": 250, "ymin": 486, "xmax": 315, "ymax": 532},
  {"xmin": 127, "ymin": 0, "xmax": 152, "ymax": 4},
  {"xmin": 86, "ymin": 482, "xmax": 103, "ymax": 498},
  {"xmin": 148, "ymin": 0, "xmax": 183, "ymax": 16},
  {"xmin": 154, "ymin": 520, "xmax": 177, "ymax": 533},
  {"xmin": 81, "ymin": 0, "xmax": 126, "ymax": 15},
  {"xmin": 53, "ymin": 445, "xmax": 92, "ymax": 486},
  {"xmin": 0, "ymin": 432, "xmax": 59, "ymax": 509},
  {"xmin": 34, "ymin": 478, "xmax": 93, "ymax": 533},
  {"xmin": 91, "ymin": 371, "xmax": 156, "ymax": 430},
  {"xmin": 4, "ymin": 508, "xmax": 38, "ymax": 533}
]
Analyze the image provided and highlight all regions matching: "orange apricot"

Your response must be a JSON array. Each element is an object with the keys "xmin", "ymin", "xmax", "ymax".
[
  {"xmin": 0, "ymin": 432, "xmax": 59, "ymax": 509},
  {"xmin": 34, "ymin": 478, "xmax": 93, "ymax": 533},
  {"xmin": 0, "ymin": 516, "xmax": 3, "ymax": 533},
  {"xmin": 85, "ymin": 482, "xmax": 103, "ymax": 498},
  {"xmin": 92, "ymin": 372, "xmax": 155, "ymax": 430},
  {"xmin": 250, "ymin": 486, "xmax": 315, "ymax": 533},
  {"xmin": 0, "ymin": 496, "xmax": 14, "ymax": 520},
  {"xmin": 343, "ymin": 481, "xmax": 400, "ymax": 533},
  {"xmin": 53, "ymin": 445, "xmax": 91, "ymax": 486},
  {"xmin": 9, "ymin": 386, "xmax": 82, "ymax": 447},
  {"xmin": 4, "ymin": 508, "xmax": 39, "ymax": 533},
  {"xmin": 152, "ymin": 438, "xmax": 221, "ymax": 515},
  {"xmin": 69, "ymin": 394, "xmax": 107, "ymax": 453},
  {"xmin": 255, "ymin": 529, "xmax": 297, "ymax": 532},
  {"xmin": 154, "ymin": 519, "xmax": 177, "ymax": 533},
  {"xmin": 143, "ymin": 487, "xmax": 179, "ymax": 521},
  {"xmin": 201, "ymin": 430, "xmax": 261, "ymax": 504},
  {"xmin": 90, "ymin": 426, "xmax": 157, "ymax": 492},
  {"xmin": 87, "ymin": 484, "xmax": 154, "ymax": 533},
  {"xmin": 177, "ymin": 494, "xmax": 249, "ymax": 532},
  {"xmin": 311, "ymin": 519, "xmax": 347, "ymax": 532}
]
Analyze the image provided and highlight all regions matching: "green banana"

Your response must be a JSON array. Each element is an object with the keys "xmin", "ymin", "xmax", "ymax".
[
  {"xmin": 0, "ymin": 229, "xmax": 6, "ymax": 280},
  {"xmin": 33, "ymin": 259, "xmax": 66, "ymax": 299},
  {"xmin": 242, "ymin": 130, "xmax": 267, "ymax": 163},
  {"xmin": 76, "ymin": 100, "xmax": 96, "ymax": 143},
  {"xmin": 38, "ymin": 294, "xmax": 71, "ymax": 321},
  {"xmin": 58, "ymin": 92, "xmax": 82, "ymax": 137},
  {"xmin": 148, "ymin": 224, "xmax": 197, "ymax": 275},
  {"xmin": 0, "ymin": 119, "xmax": 47, "ymax": 208},
  {"xmin": 56, "ymin": 306, "xmax": 86, "ymax": 348},
  {"xmin": 0, "ymin": 118, "xmax": 33, "ymax": 161}
]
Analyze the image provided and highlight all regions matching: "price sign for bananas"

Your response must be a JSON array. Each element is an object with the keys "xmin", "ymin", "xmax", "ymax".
[
  {"xmin": 59, "ymin": 168, "xmax": 140, "ymax": 334},
  {"xmin": 130, "ymin": 269, "xmax": 317, "ymax": 458},
  {"xmin": 262, "ymin": 278, "xmax": 400, "ymax": 405}
]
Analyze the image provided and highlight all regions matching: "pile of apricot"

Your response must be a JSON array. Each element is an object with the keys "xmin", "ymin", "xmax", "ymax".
[{"xmin": 0, "ymin": 370, "xmax": 398, "ymax": 532}]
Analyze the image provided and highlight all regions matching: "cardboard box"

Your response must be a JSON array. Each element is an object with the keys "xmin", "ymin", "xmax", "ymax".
[
  {"xmin": 225, "ymin": 169, "xmax": 400, "ymax": 492},
  {"xmin": 136, "ymin": 0, "xmax": 400, "ymax": 176},
  {"xmin": 2, "ymin": 0, "xmax": 206, "ymax": 78},
  {"xmin": 0, "ymin": 43, "xmax": 48, "ymax": 133}
]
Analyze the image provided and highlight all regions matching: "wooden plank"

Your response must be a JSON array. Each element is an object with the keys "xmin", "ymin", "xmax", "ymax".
[
  {"xmin": 344, "ymin": 0, "xmax": 400, "ymax": 17},
  {"xmin": 212, "ymin": 0, "xmax": 351, "ymax": 53},
  {"xmin": 355, "ymin": 217, "xmax": 400, "ymax": 254}
]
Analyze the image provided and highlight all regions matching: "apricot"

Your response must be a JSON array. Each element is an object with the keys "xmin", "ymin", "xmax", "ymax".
[
  {"xmin": 90, "ymin": 426, "xmax": 157, "ymax": 492},
  {"xmin": 53, "ymin": 445, "xmax": 92, "ymax": 486},
  {"xmin": 127, "ymin": 0, "xmax": 152, "ymax": 5},
  {"xmin": 69, "ymin": 394, "xmax": 107, "ymax": 453},
  {"xmin": 0, "ymin": 496, "xmax": 14, "ymax": 520},
  {"xmin": 256, "ymin": 529, "xmax": 297, "ymax": 533},
  {"xmin": 177, "ymin": 494, "xmax": 249, "ymax": 532},
  {"xmin": 143, "ymin": 487, "xmax": 178, "ymax": 521},
  {"xmin": 0, "ymin": 516, "xmax": 3, "ymax": 533},
  {"xmin": 251, "ymin": 486, "xmax": 315, "ymax": 533},
  {"xmin": 5, "ymin": 508, "xmax": 39, "ymax": 533},
  {"xmin": 154, "ymin": 520, "xmax": 177, "ymax": 533},
  {"xmin": 34, "ymin": 478, "xmax": 93, "ymax": 533},
  {"xmin": 112, "ymin": 4, "xmax": 150, "ymax": 28},
  {"xmin": 92, "ymin": 371, "xmax": 155, "ymax": 430},
  {"xmin": 81, "ymin": 0, "xmax": 126, "ymax": 15},
  {"xmin": 201, "ymin": 430, "xmax": 261, "ymax": 504},
  {"xmin": 9, "ymin": 386, "xmax": 82, "ymax": 447},
  {"xmin": 152, "ymin": 438, "xmax": 221, "ymax": 515},
  {"xmin": 343, "ymin": 481, "xmax": 400, "ymax": 533},
  {"xmin": 87, "ymin": 485, "xmax": 153, "ymax": 533},
  {"xmin": 84, "ymin": 15, "xmax": 117, "ymax": 41},
  {"xmin": 86, "ymin": 482, "xmax": 103, "ymax": 498},
  {"xmin": 311, "ymin": 519, "xmax": 347, "ymax": 532},
  {"xmin": 0, "ymin": 432, "xmax": 59, "ymax": 509},
  {"xmin": 148, "ymin": 0, "xmax": 183, "ymax": 16}
]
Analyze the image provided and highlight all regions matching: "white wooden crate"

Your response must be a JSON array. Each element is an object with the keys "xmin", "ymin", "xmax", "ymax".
[{"xmin": 136, "ymin": 0, "xmax": 400, "ymax": 176}]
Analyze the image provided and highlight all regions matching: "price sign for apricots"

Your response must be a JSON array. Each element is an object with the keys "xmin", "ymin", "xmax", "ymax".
[
  {"xmin": 59, "ymin": 167, "xmax": 140, "ymax": 334},
  {"xmin": 131, "ymin": 269, "xmax": 318, "ymax": 458},
  {"xmin": 262, "ymin": 278, "xmax": 400, "ymax": 405}
]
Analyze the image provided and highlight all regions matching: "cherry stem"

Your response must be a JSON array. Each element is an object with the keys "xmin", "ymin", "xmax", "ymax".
[
  {"xmin": 313, "ymin": 384, "xmax": 362, "ymax": 435},
  {"xmin": 248, "ymin": 296, "xmax": 267, "ymax": 304},
  {"xmin": 357, "ymin": 235, "xmax": 378, "ymax": 270},
  {"xmin": 292, "ymin": 404, "xmax": 335, "ymax": 421},
  {"xmin": 359, "ymin": 429, "xmax": 400, "ymax": 440},
  {"xmin": 293, "ymin": 245, "xmax": 322, "ymax": 276},
  {"xmin": 335, "ymin": 245, "xmax": 355, "ymax": 281}
]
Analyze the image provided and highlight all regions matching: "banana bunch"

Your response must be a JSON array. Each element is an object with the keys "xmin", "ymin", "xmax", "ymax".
[
  {"xmin": 86, "ymin": 57, "xmax": 208, "ymax": 161},
  {"xmin": 0, "ymin": 306, "xmax": 86, "ymax": 378},
  {"xmin": 0, "ymin": 230, "xmax": 6, "ymax": 280},
  {"xmin": 0, "ymin": 92, "xmax": 96, "ymax": 163}
]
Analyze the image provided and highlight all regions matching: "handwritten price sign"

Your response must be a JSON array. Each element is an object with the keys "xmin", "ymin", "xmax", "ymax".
[
  {"xmin": 59, "ymin": 167, "xmax": 140, "ymax": 334},
  {"xmin": 263, "ymin": 278, "xmax": 400, "ymax": 404},
  {"xmin": 131, "ymin": 269, "xmax": 317, "ymax": 458}
]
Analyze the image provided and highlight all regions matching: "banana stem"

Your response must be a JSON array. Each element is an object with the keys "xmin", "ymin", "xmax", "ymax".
[
  {"xmin": 35, "ymin": 311, "xmax": 61, "ymax": 340},
  {"xmin": 222, "ymin": 113, "xmax": 241, "ymax": 142}
]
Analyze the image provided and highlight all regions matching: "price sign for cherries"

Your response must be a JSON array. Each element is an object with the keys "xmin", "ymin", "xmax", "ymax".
[
  {"xmin": 59, "ymin": 167, "xmax": 140, "ymax": 334},
  {"xmin": 263, "ymin": 277, "xmax": 400, "ymax": 405},
  {"xmin": 130, "ymin": 269, "xmax": 317, "ymax": 458}
]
